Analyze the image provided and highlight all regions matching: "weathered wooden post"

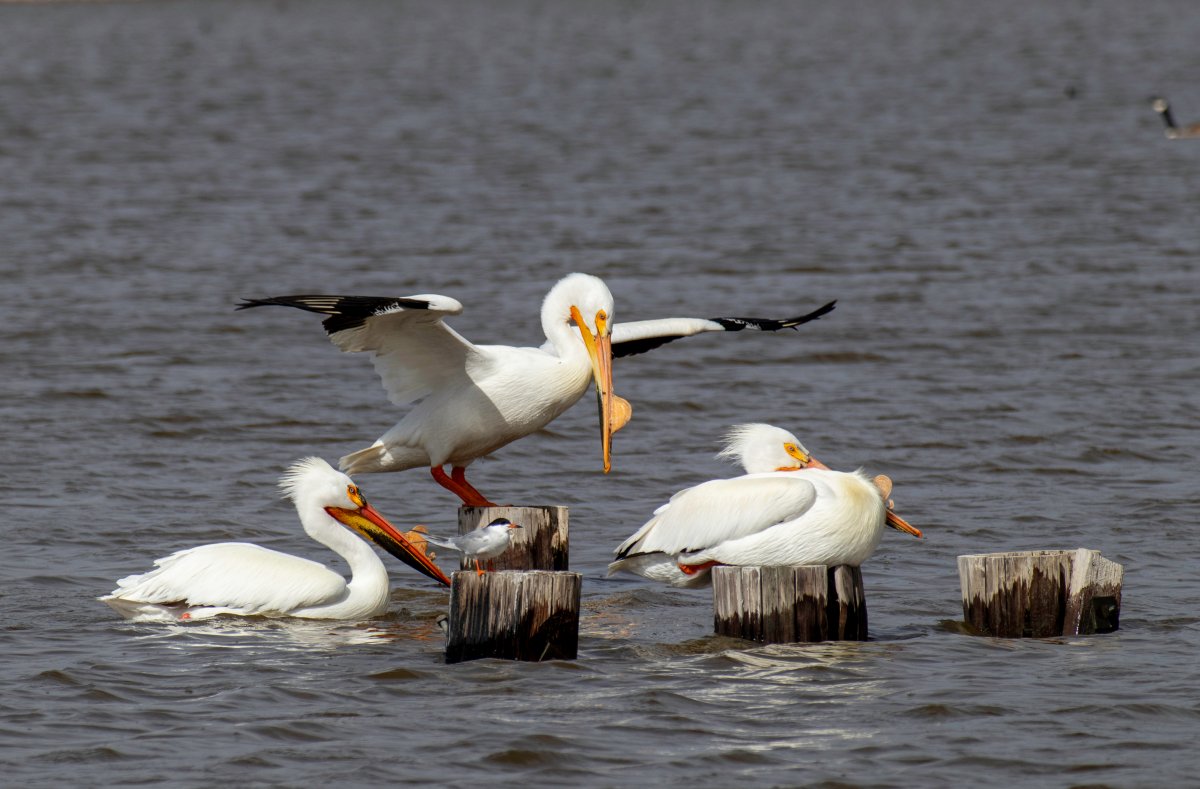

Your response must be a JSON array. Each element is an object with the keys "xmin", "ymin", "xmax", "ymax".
[
  {"xmin": 957, "ymin": 548, "xmax": 1123, "ymax": 638},
  {"xmin": 444, "ymin": 506, "xmax": 578, "ymax": 663},
  {"xmin": 445, "ymin": 570, "xmax": 582, "ymax": 663},
  {"xmin": 458, "ymin": 505, "xmax": 569, "ymax": 571},
  {"xmin": 712, "ymin": 565, "xmax": 868, "ymax": 643}
]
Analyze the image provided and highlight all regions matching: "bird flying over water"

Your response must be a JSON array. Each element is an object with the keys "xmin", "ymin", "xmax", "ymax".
[
  {"xmin": 239, "ymin": 274, "xmax": 835, "ymax": 506},
  {"xmin": 608, "ymin": 425, "xmax": 922, "ymax": 588},
  {"xmin": 100, "ymin": 457, "xmax": 452, "ymax": 622}
]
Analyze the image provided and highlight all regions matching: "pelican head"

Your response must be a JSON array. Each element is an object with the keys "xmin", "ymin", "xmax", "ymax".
[
  {"xmin": 1152, "ymin": 96, "xmax": 1169, "ymax": 114},
  {"xmin": 280, "ymin": 457, "xmax": 451, "ymax": 585},
  {"xmin": 543, "ymin": 273, "xmax": 622, "ymax": 472},
  {"xmin": 717, "ymin": 423, "xmax": 829, "ymax": 473}
]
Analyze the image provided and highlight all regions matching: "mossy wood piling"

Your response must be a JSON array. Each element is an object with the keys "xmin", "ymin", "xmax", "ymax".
[
  {"xmin": 957, "ymin": 549, "xmax": 1123, "ymax": 638},
  {"xmin": 445, "ymin": 506, "xmax": 577, "ymax": 663},
  {"xmin": 712, "ymin": 565, "xmax": 868, "ymax": 643},
  {"xmin": 445, "ymin": 570, "xmax": 582, "ymax": 663}
]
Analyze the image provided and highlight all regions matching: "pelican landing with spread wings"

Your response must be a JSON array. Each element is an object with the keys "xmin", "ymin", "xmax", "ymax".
[
  {"xmin": 100, "ymin": 458, "xmax": 451, "ymax": 622},
  {"xmin": 239, "ymin": 274, "xmax": 835, "ymax": 506},
  {"xmin": 608, "ymin": 424, "xmax": 922, "ymax": 588}
]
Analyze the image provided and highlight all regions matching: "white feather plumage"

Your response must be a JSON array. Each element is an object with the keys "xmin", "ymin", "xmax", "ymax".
[
  {"xmin": 339, "ymin": 274, "xmax": 611, "ymax": 476},
  {"xmin": 101, "ymin": 458, "xmax": 401, "ymax": 622},
  {"xmin": 609, "ymin": 424, "xmax": 903, "ymax": 588}
]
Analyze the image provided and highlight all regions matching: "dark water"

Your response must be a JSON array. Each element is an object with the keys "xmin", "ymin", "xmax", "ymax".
[{"xmin": 2, "ymin": 1, "xmax": 1198, "ymax": 786}]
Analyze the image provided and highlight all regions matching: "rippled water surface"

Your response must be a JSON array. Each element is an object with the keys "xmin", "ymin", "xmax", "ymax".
[{"xmin": 2, "ymin": 1, "xmax": 1199, "ymax": 786}]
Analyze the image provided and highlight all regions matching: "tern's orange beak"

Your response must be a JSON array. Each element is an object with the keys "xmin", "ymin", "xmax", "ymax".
[
  {"xmin": 571, "ymin": 305, "xmax": 617, "ymax": 473},
  {"xmin": 326, "ymin": 502, "xmax": 452, "ymax": 587}
]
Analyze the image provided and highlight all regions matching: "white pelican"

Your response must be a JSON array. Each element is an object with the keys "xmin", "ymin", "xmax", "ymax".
[
  {"xmin": 239, "ymin": 273, "xmax": 835, "ymax": 506},
  {"xmin": 608, "ymin": 426, "xmax": 922, "ymax": 588},
  {"xmin": 100, "ymin": 458, "xmax": 452, "ymax": 622},
  {"xmin": 422, "ymin": 517, "xmax": 523, "ymax": 575},
  {"xmin": 715, "ymin": 422, "xmax": 820, "ymax": 473},
  {"xmin": 1152, "ymin": 97, "xmax": 1200, "ymax": 139}
]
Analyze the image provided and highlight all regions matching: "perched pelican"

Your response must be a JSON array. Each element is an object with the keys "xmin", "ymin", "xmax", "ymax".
[
  {"xmin": 100, "ymin": 458, "xmax": 452, "ymax": 622},
  {"xmin": 422, "ymin": 518, "xmax": 523, "ymax": 575},
  {"xmin": 239, "ymin": 273, "xmax": 835, "ymax": 506},
  {"xmin": 1151, "ymin": 97, "xmax": 1200, "ymax": 139},
  {"xmin": 608, "ymin": 427, "xmax": 922, "ymax": 588}
]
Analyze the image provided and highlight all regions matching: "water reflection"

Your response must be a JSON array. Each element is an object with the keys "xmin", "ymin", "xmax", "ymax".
[{"xmin": 126, "ymin": 613, "xmax": 447, "ymax": 652}]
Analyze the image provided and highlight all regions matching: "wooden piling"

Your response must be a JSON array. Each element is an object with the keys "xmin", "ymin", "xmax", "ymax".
[
  {"xmin": 458, "ymin": 505, "xmax": 568, "ymax": 571},
  {"xmin": 444, "ymin": 570, "xmax": 582, "ymax": 663},
  {"xmin": 712, "ymin": 565, "xmax": 868, "ymax": 643},
  {"xmin": 957, "ymin": 549, "xmax": 1123, "ymax": 638}
]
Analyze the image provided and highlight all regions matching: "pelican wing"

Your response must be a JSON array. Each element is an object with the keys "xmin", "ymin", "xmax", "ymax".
[
  {"xmin": 610, "ymin": 300, "xmax": 836, "ymax": 358},
  {"xmin": 616, "ymin": 475, "xmax": 820, "ymax": 558},
  {"xmin": 238, "ymin": 294, "xmax": 483, "ymax": 407},
  {"xmin": 105, "ymin": 543, "xmax": 347, "ymax": 615}
]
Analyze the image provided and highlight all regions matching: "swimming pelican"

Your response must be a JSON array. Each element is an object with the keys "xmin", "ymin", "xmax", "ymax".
[
  {"xmin": 422, "ymin": 517, "xmax": 523, "ymax": 575},
  {"xmin": 100, "ymin": 458, "xmax": 452, "ymax": 622},
  {"xmin": 239, "ymin": 273, "xmax": 835, "ymax": 506},
  {"xmin": 1151, "ymin": 97, "xmax": 1200, "ymax": 139},
  {"xmin": 608, "ymin": 427, "xmax": 922, "ymax": 587}
]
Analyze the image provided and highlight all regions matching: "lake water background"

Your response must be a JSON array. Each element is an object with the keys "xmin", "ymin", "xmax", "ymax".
[{"xmin": 1, "ymin": 1, "xmax": 1198, "ymax": 786}]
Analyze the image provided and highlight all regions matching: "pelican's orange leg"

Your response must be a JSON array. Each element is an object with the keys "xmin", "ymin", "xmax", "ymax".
[
  {"xmin": 678, "ymin": 560, "xmax": 721, "ymax": 576},
  {"xmin": 430, "ymin": 466, "xmax": 495, "ymax": 507},
  {"xmin": 474, "ymin": 559, "xmax": 484, "ymax": 576},
  {"xmin": 452, "ymin": 466, "xmax": 497, "ymax": 507}
]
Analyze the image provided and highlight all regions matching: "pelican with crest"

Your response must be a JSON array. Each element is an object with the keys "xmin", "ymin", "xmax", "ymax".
[
  {"xmin": 100, "ymin": 458, "xmax": 452, "ymax": 622},
  {"xmin": 608, "ymin": 424, "xmax": 923, "ymax": 588},
  {"xmin": 239, "ymin": 274, "xmax": 835, "ymax": 506}
]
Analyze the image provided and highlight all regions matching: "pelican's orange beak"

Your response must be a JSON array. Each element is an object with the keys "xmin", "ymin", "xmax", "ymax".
[
  {"xmin": 803, "ymin": 454, "xmax": 830, "ymax": 470},
  {"xmin": 778, "ymin": 444, "xmax": 828, "ymax": 471},
  {"xmin": 571, "ymin": 305, "xmax": 621, "ymax": 473},
  {"xmin": 871, "ymin": 474, "xmax": 922, "ymax": 538},
  {"xmin": 327, "ymin": 502, "xmax": 453, "ymax": 587},
  {"xmin": 886, "ymin": 509, "xmax": 923, "ymax": 538}
]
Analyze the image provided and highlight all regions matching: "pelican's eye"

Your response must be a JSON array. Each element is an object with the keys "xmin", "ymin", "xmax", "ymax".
[
  {"xmin": 784, "ymin": 443, "xmax": 810, "ymax": 463},
  {"xmin": 347, "ymin": 485, "xmax": 365, "ymax": 507},
  {"xmin": 592, "ymin": 310, "xmax": 610, "ymax": 337}
]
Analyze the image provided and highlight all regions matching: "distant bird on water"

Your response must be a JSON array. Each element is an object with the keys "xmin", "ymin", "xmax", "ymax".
[
  {"xmin": 422, "ymin": 518, "xmax": 523, "ymax": 575},
  {"xmin": 100, "ymin": 458, "xmax": 452, "ymax": 623},
  {"xmin": 239, "ymin": 273, "xmax": 836, "ymax": 507},
  {"xmin": 608, "ymin": 425, "xmax": 923, "ymax": 588},
  {"xmin": 1151, "ymin": 97, "xmax": 1200, "ymax": 139}
]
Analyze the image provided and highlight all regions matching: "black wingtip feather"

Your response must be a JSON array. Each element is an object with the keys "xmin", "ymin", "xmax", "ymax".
[
  {"xmin": 711, "ymin": 299, "xmax": 837, "ymax": 332},
  {"xmin": 611, "ymin": 334, "xmax": 682, "ymax": 358},
  {"xmin": 235, "ymin": 294, "xmax": 432, "ymax": 334},
  {"xmin": 784, "ymin": 298, "xmax": 837, "ymax": 328},
  {"xmin": 612, "ymin": 299, "xmax": 838, "ymax": 358}
]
